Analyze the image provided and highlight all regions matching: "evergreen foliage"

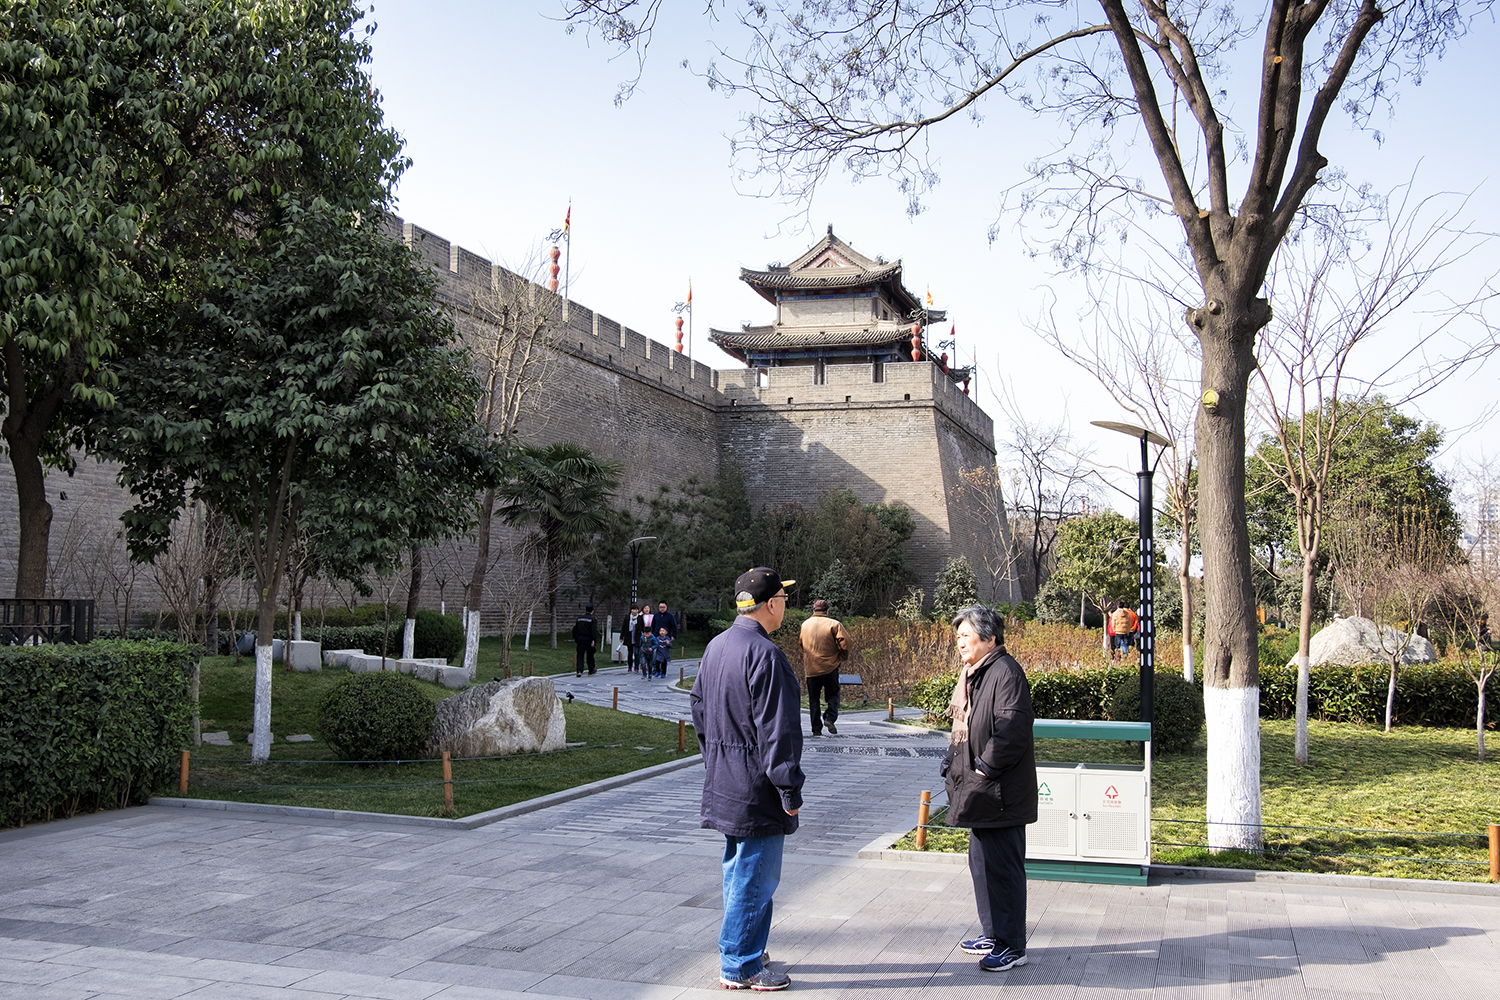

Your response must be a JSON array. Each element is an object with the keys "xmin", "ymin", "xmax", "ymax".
[
  {"xmin": 413, "ymin": 609, "xmax": 465, "ymax": 662},
  {"xmin": 317, "ymin": 672, "xmax": 436, "ymax": 762},
  {"xmin": 932, "ymin": 556, "xmax": 980, "ymax": 622},
  {"xmin": 1109, "ymin": 673, "xmax": 1207, "ymax": 755},
  {"xmin": 0, "ymin": 640, "xmax": 195, "ymax": 827},
  {"xmin": 811, "ymin": 559, "xmax": 858, "ymax": 619}
]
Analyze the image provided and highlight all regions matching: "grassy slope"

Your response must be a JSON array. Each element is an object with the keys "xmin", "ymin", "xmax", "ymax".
[{"xmin": 893, "ymin": 719, "xmax": 1500, "ymax": 881}]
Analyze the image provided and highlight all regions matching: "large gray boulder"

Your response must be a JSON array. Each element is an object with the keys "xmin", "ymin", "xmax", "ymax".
[
  {"xmin": 1302, "ymin": 616, "xmax": 1437, "ymax": 668},
  {"xmin": 426, "ymin": 677, "xmax": 566, "ymax": 757}
]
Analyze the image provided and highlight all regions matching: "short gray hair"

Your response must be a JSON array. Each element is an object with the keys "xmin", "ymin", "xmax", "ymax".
[
  {"xmin": 736, "ymin": 594, "xmax": 766, "ymax": 617},
  {"xmin": 951, "ymin": 605, "xmax": 1002, "ymax": 643}
]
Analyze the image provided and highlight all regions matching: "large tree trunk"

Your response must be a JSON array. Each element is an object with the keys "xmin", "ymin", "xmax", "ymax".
[
  {"xmin": 1294, "ymin": 553, "xmax": 1318, "ymax": 764},
  {"xmin": 1385, "ymin": 654, "xmax": 1399, "ymax": 733},
  {"xmin": 4, "ymin": 427, "xmax": 53, "ymax": 599},
  {"xmin": 1195, "ymin": 311, "xmax": 1263, "ymax": 852}
]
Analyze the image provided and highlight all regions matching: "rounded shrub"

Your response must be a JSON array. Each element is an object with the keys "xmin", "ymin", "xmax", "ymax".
[
  {"xmin": 1108, "ymin": 672, "xmax": 1205, "ymax": 756},
  {"xmin": 317, "ymin": 672, "xmax": 436, "ymax": 762},
  {"xmin": 413, "ymin": 609, "xmax": 464, "ymax": 662}
]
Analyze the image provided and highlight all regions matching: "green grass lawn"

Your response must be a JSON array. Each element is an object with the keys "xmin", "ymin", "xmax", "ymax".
[
  {"xmin": 891, "ymin": 719, "xmax": 1500, "ymax": 882},
  {"xmin": 184, "ymin": 655, "xmax": 695, "ymax": 818}
]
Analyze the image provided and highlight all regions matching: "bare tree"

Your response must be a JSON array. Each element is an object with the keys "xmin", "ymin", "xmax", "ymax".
[
  {"xmin": 1372, "ymin": 507, "xmax": 1450, "ymax": 732},
  {"xmin": 1040, "ymin": 280, "xmax": 1201, "ymax": 679},
  {"xmin": 991, "ymin": 381, "xmax": 1098, "ymax": 598},
  {"xmin": 950, "ymin": 465, "xmax": 1022, "ymax": 606},
  {"xmin": 1252, "ymin": 184, "xmax": 1497, "ymax": 763},
  {"xmin": 563, "ymin": 0, "xmax": 1494, "ymax": 851},
  {"xmin": 458, "ymin": 258, "xmax": 562, "ymax": 678},
  {"xmin": 487, "ymin": 535, "xmax": 548, "ymax": 675}
]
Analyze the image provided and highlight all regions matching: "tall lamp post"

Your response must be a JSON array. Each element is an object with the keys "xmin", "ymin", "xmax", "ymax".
[
  {"xmin": 627, "ymin": 536, "xmax": 657, "ymax": 609},
  {"xmin": 1091, "ymin": 420, "xmax": 1172, "ymax": 736}
]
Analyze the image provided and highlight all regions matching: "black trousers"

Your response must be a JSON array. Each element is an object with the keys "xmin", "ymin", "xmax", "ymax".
[
  {"xmin": 968, "ymin": 824, "xmax": 1027, "ymax": 953},
  {"xmin": 574, "ymin": 643, "xmax": 595, "ymax": 674},
  {"xmin": 805, "ymin": 672, "xmax": 841, "ymax": 734}
]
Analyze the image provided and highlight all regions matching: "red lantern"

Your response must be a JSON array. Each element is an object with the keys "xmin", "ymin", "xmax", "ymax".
[
  {"xmin": 940, "ymin": 352, "xmax": 948, "ymax": 372},
  {"xmin": 910, "ymin": 323, "xmax": 922, "ymax": 363},
  {"xmin": 963, "ymin": 378, "xmax": 971, "ymax": 395},
  {"xmin": 675, "ymin": 316, "xmax": 685, "ymax": 353},
  {"xmin": 548, "ymin": 246, "xmax": 561, "ymax": 291}
]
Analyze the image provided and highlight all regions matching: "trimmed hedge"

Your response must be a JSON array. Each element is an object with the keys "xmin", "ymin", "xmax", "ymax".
[
  {"xmin": 413, "ymin": 609, "xmax": 464, "ymax": 662},
  {"xmin": 0, "ymin": 640, "xmax": 195, "ymax": 827},
  {"xmin": 317, "ymin": 671, "xmax": 436, "ymax": 761},
  {"xmin": 910, "ymin": 660, "xmax": 1497, "ymax": 732}
]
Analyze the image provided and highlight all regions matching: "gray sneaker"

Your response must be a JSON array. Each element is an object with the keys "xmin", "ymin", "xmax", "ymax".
[{"xmin": 720, "ymin": 966, "xmax": 791, "ymax": 991}]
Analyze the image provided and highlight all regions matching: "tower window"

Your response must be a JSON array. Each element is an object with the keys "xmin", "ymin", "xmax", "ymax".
[
  {"xmin": 813, "ymin": 359, "xmax": 826, "ymax": 385},
  {"xmin": 872, "ymin": 361, "xmax": 885, "ymax": 384}
]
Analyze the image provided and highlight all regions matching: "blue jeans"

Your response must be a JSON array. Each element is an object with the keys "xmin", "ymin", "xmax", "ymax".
[{"xmin": 720, "ymin": 834, "xmax": 784, "ymax": 980}]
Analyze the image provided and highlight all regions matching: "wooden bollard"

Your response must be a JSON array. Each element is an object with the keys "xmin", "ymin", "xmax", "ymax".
[
  {"xmin": 179, "ymin": 750, "xmax": 190, "ymax": 794},
  {"xmin": 679, "ymin": 665, "xmax": 684, "ymax": 684},
  {"xmin": 678, "ymin": 720, "xmax": 686, "ymax": 752},
  {"xmin": 888, "ymin": 697, "xmax": 894, "ymax": 720},
  {"xmin": 916, "ymin": 789, "xmax": 932, "ymax": 851},
  {"xmin": 1490, "ymin": 823, "xmax": 1499, "ymax": 882},
  {"xmin": 442, "ymin": 751, "xmax": 454, "ymax": 812},
  {"xmin": 613, "ymin": 686, "xmax": 619, "ymax": 710}
]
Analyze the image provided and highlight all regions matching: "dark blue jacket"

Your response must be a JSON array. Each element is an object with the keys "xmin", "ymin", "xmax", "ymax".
[{"xmin": 690, "ymin": 616, "xmax": 805, "ymax": 837}]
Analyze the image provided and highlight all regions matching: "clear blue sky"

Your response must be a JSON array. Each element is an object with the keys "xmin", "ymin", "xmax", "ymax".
[{"xmin": 365, "ymin": 2, "xmax": 1499, "ymax": 504}]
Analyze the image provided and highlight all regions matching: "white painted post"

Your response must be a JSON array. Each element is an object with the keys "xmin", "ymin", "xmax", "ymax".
[{"xmin": 525, "ymin": 611, "xmax": 533, "ymax": 651}]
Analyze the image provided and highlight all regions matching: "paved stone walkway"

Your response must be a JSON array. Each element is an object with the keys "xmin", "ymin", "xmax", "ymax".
[{"xmin": 3, "ymin": 695, "xmax": 1498, "ymax": 999}]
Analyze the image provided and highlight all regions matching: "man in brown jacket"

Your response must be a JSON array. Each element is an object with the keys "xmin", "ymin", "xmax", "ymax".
[{"xmin": 799, "ymin": 599, "xmax": 850, "ymax": 736}]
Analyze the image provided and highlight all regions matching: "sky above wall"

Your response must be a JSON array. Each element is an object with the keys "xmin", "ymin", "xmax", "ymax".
[{"xmin": 365, "ymin": 2, "xmax": 1499, "ymax": 512}]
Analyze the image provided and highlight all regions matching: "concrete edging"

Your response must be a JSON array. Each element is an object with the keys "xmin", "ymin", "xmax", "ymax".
[
  {"xmin": 856, "ymin": 838, "xmax": 1500, "ymax": 894},
  {"xmin": 149, "ymin": 753, "xmax": 704, "ymax": 831}
]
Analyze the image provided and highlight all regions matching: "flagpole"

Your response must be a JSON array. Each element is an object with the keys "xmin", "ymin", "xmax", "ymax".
[
  {"xmin": 688, "ymin": 278, "xmax": 693, "ymax": 360},
  {"xmin": 563, "ymin": 200, "xmax": 571, "ymax": 320}
]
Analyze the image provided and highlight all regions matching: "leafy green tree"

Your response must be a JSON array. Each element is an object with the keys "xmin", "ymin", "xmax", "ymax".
[
  {"xmin": 497, "ymin": 442, "xmax": 620, "ymax": 648},
  {"xmin": 932, "ymin": 556, "xmax": 980, "ymax": 622},
  {"xmin": 98, "ymin": 198, "xmax": 496, "ymax": 762},
  {"xmin": 811, "ymin": 559, "xmax": 858, "ymax": 620},
  {"xmin": 1, "ymin": 0, "xmax": 403, "ymax": 598},
  {"xmin": 751, "ymin": 489, "xmax": 913, "ymax": 612},
  {"xmin": 1051, "ymin": 512, "xmax": 1140, "ymax": 649}
]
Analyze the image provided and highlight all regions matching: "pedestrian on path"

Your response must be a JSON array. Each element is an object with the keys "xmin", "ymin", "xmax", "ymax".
[
  {"xmin": 799, "ymin": 599, "xmax": 849, "ymax": 736},
  {"xmin": 572, "ymin": 604, "xmax": 597, "ymax": 676},
  {"xmin": 690, "ymin": 567, "xmax": 803, "ymax": 992},
  {"xmin": 650, "ymin": 626, "xmax": 673, "ymax": 677},
  {"xmin": 625, "ymin": 603, "xmax": 641, "ymax": 673},
  {"xmin": 941, "ymin": 604, "xmax": 1037, "ymax": 973}
]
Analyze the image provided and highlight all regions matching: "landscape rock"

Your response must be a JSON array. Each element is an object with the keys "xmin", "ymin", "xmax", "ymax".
[
  {"xmin": 287, "ymin": 640, "xmax": 321, "ymax": 672},
  {"xmin": 323, "ymin": 648, "xmax": 363, "ymax": 668},
  {"xmin": 426, "ymin": 677, "xmax": 566, "ymax": 757},
  {"xmin": 1301, "ymin": 616, "xmax": 1438, "ymax": 668}
]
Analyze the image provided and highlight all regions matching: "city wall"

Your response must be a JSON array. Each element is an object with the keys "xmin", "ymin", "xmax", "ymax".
[{"xmin": 1, "ymin": 217, "xmax": 1007, "ymax": 629}]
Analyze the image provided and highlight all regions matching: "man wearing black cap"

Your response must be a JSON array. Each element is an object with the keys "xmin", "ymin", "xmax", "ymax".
[
  {"xmin": 690, "ymin": 567, "xmax": 804, "ymax": 992},
  {"xmin": 571, "ymin": 604, "xmax": 597, "ymax": 676}
]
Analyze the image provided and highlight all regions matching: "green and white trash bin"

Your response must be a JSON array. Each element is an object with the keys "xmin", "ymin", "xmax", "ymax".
[{"xmin": 1026, "ymin": 719, "xmax": 1153, "ymax": 886}]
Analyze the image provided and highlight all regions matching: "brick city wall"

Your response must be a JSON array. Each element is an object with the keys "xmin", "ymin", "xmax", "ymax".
[{"xmin": 1, "ymin": 216, "xmax": 1006, "ymax": 628}]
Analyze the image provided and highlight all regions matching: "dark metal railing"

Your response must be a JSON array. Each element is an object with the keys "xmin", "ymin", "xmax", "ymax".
[{"xmin": 1, "ymin": 599, "xmax": 96, "ymax": 645}]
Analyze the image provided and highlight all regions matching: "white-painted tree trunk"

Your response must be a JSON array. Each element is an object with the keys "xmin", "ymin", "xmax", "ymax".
[
  {"xmin": 1294, "ymin": 651, "xmax": 1310, "ymax": 765},
  {"xmin": 1182, "ymin": 639, "xmax": 1195, "ymax": 683},
  {"xmin": 251, "ymin": 643, "xmax": 273, "ymax": 764},
  {"xmin": 293, "ymin": 611, "xmax": 301, "ymax": 641},
  {"xmin": 1477, "ymin": 686, "xmax": 1487, "ymax": 762},
  {"xmin": 463, "ymin": 611, "xmax": 480, "ymax": 680},
  {"xmin": 403, "ymin": 618, "xmax": 416, "ymax": 660},
  {"xmin": 1204, "ymin": 685, "xmax": 1262, "ymax": 851}
]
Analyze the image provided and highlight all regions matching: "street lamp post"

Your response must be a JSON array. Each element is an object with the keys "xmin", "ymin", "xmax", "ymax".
[
  {"xmin": 1091, "ymin": 420, "xmax": 1172, "ymax": 736},
  {"xmin": 627, "ymin": 536, "xmax": 657, "ymax": 609}
]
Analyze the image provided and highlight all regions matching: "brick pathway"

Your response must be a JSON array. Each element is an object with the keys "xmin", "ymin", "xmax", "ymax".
[{"xmin": 2, "ymin": 704, "xmax": 1498, "ymax": 999}]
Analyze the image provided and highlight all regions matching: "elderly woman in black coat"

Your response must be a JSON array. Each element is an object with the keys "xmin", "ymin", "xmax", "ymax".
[{"xmin": 941, "ymin": 605, "xmax": 1038, "ymax": 972}]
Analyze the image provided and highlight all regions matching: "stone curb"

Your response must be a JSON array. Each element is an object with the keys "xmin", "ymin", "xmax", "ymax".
[
  {"xmin": 856, "ymin": 837, "xmax": 1500, "ymax": 895},
  {"xmin": 148, "ymin": 753, "xmax": 704, "ymax": 831}
]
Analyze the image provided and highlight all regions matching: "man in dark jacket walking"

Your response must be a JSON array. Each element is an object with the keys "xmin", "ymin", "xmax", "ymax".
[
  {"xmin": 690, "ymin": 567, "xmax": 803, "ymax": 992},
  {"xmin": 942, "ymin": 604, "xmax": 1037, "ymax": 973},
  {"xmin": 571, "ymin": 605, "xmax": 597, "ymax": 676}
]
